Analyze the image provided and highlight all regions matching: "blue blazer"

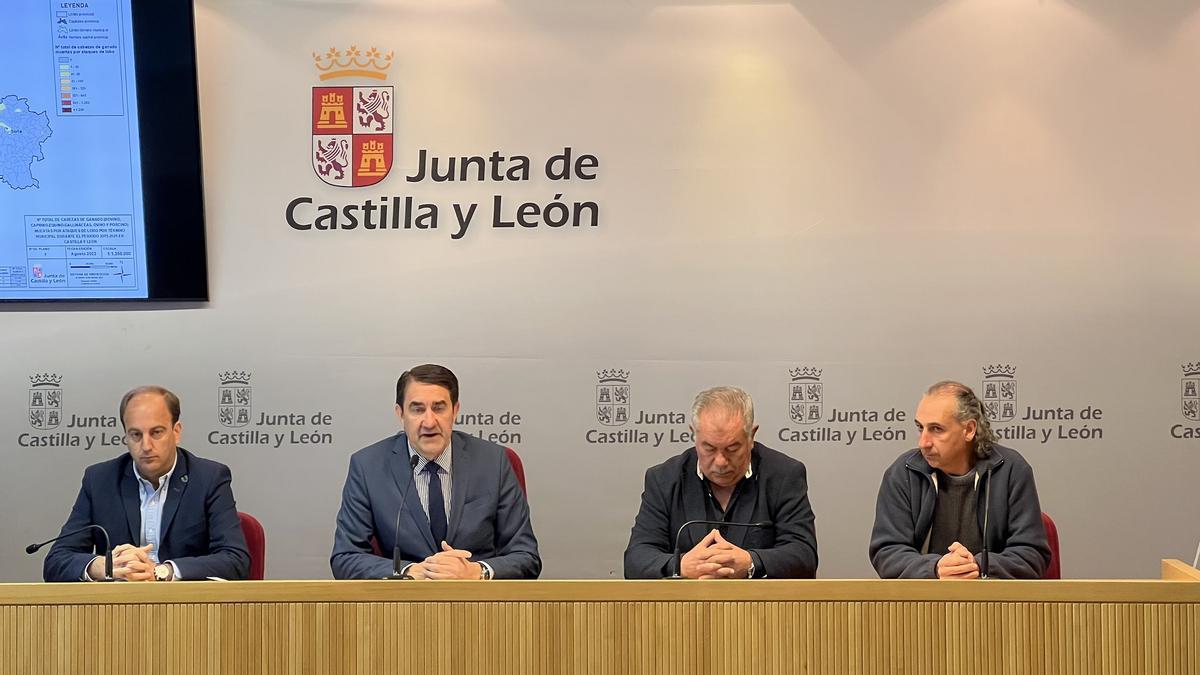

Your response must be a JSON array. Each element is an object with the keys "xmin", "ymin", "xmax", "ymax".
[
  {"xmin": 43, "ymin": 447, "xmax": 250, "ymax": 582},
  {"xmin": 330, "ymin": 431, "xmax": 541, "ymax": 579}
]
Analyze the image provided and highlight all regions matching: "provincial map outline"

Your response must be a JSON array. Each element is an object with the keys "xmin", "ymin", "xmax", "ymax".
[{"xmin": 0, "ymin": 94, "xmax": 54, "ymax": 190}]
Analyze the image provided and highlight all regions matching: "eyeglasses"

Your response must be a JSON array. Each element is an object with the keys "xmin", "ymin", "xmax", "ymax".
[{"xmin": 124, "ymin": 427, "xmax": 171, "ymax": 445}]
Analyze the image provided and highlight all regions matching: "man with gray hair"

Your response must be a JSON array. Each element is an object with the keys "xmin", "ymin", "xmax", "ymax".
[
  {"xmin": 869, "ymin": 381, "xmax": 1050, "ymax": 579},
  {"xmin": 624, "ymin": 386, "xmax": 818, "ymax": 579}
]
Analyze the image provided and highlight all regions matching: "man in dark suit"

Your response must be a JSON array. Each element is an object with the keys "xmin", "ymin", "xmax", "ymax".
[
  {"xmin": 43, "ymin": 386, "xmax": 250, "ymax": 582},
  {"xmin": 331, "ymin": 364, "xmax": 540, "ymax": 580},
  {"xmin": 624, "ymin": 386, "xmax": 818, "ymax": 579}
]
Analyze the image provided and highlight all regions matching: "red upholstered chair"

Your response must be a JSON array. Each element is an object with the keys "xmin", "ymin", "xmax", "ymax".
[
  {"xmin": 238, "ymin": 511, "xmax": 266, "ymax": 580},
  {"xmin": 504, "ymin": 447, "xmax": 527, "ymax": 496},
  {"xmin": 368, "ymin": 447, "xmax": 528, "ymax": 557},
  {"xmin": 1041, "ymin": 512, "xmax": 1061, "ymax": 580}
]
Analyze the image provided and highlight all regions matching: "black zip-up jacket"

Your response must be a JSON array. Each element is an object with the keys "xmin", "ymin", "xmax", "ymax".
[{"xmin": 869, "ymin": 444, "xmax": 1050, "ymax": 579}]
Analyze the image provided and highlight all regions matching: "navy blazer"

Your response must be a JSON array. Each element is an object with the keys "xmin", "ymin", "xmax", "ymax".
[
  {"xmin": 330, "ymin": 431, "xmax": 541, "ymax": 579},
  {"xmin": 43, "ymin": 447, "xmax": 250, "ymax": 582}
]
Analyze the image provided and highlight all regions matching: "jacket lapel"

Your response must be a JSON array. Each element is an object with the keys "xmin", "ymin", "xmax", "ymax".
[
  {"xmin": 392, "ymin": 433, "xmax": 436, "ymax": 553},
  {"xmin": 677, "ymin": 452, "xmax": 712, "ymax": 549},
  {"xmin": 120, "ymin": 461, "xmax": 141, "ymax": 545},
  {"xmin": 445, "ymin": 433, "xmax": 469, "ymax": 544},
  {"xmin": 158, "ymin": 448, "xmax": 190, "ymax": 552}
]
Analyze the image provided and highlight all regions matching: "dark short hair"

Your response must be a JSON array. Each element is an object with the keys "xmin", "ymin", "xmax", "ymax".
[
  {"xmin": 119, "ymin": 386, "xmax": 181, "ymax": 429},
  {"xmin": 396, "ymin": 364, "xmax": 459, "ymax": 407}
]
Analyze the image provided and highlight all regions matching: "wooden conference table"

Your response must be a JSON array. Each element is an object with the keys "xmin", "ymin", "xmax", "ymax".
[{"xmin": 2, "ymin": 560, "xmax": 1198, "ymax": 675}]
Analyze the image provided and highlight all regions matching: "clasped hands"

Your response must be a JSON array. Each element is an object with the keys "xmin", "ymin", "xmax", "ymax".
[
  {"xmin": 88, "ymin": 543, "xmax": 161, "ymax": 581},
  {"xmin": 679, "ymin": 529, "xmax": 753, "ymax": 579},
  {"xmin": 406, "ymin": 541, "xmax": 484, "ymax": 580},
  {"xmin": 936, "ymin": 541, "xmax": 980, "ymax": 579}
]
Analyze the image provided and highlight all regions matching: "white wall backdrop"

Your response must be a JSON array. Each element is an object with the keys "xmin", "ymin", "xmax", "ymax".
[{"xmin": 3, "ymin": 0, "xmax": 1199, "ymax": 581}]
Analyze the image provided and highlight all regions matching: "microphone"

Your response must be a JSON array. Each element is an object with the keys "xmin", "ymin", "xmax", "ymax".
[
  {"xmin": 980, "ymin": 464, "xmax": 993, "ymax": 579},
  {"xmin": 671, "ymin": 519, "xmax": 772, "ymax": 579},
  {"xmin": 388, "ymin": 453, "xmax": 421, "ymax": 579},
  {"xmin": 27, "ymin": 524, "xmax": 114, "ymax": 581}
]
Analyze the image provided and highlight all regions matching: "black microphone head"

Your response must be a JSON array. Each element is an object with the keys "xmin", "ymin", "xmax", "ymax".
[
  {"xmin": 409, "ymin": 454, "xmax": 419, "ymax": 470},
  {"xmin": 25, "ymin": 543, "xmax": 39, "ymax": 554}
]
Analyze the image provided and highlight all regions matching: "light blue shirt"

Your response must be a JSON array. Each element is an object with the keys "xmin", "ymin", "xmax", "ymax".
[
  {"xmin": 82, "ymin": 455, "xmax": 182, "ymax": 581},
  {"xmin": 133, "ymin": 457, "xmax": 176, "ymax": 564},
  {"xmin": 133, "ymin": 457, "xmax": 182, "ymax": 580}
]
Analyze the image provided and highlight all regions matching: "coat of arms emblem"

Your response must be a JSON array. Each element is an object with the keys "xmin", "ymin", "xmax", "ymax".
[
  {"xmin": 218, "ymin": 371, "xmax": 252, "ymax": 429},
  {"xmin": 982, "ymin": 364, "xmax": 1017, "ymax": 423},
  {"xmin": 788, "ymin": 367, "xmax": 822, "ymax": 425},
  {"xmin": 311, "ymin": 46, "xmax": 394, "ymax": 187},
  {"xmin": 29, "ymin": 373, "xmax": 63, "ymax": 430},
  {"xmin": 1183, "ymin": 362, "xmax": 1200, "ymax": 422},
  {"xmin": 596, "ymin": 369, "xmax": 630, "ymax": 427}
]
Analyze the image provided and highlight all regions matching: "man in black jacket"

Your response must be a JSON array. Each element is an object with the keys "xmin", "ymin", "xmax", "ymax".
[
  {"xmin": 869, "ymin": 380, "xmax": 1050, "ymax": 579},
  {"xmin": 624, "ymin": 386, "xmax": 818, "ymax": 579}
]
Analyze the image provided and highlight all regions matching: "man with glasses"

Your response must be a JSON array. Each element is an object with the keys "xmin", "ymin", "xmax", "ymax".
[{"xmin": 43, "ymin": 386, "xmax": 250, "ymax": 582}]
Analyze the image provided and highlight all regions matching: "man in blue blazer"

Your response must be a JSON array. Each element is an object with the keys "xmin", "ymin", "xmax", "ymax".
[
  {"xmin": 43, "ymin": 386, "xmax": 250, "ymax": 582},
  {"xmin": 331, "ymin": 364, "xmax": 540, "ymax": 580}
]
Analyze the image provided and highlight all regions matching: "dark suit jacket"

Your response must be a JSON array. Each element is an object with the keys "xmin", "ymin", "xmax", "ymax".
[
  {"xmin": 624, "ymin": 443, "xmax": 818, "ymax": 579},
  {"xmin": 330, "ymin": 431, "xmax": 541, "ymax": 579},
  {"xmin": 43, "ymin": 447, "xmax": 250, "ymax": 582}
]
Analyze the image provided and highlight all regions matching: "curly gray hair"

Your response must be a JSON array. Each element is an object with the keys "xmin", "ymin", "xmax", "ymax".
[{"xmin": 925, "ymin": 380, "xmax": 995, "ymax": 458}]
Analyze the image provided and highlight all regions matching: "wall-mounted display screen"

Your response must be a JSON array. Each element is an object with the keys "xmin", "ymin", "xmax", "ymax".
[{"xmin": 1, "ymin": 0, "xmax": 207, "ymax": 302}]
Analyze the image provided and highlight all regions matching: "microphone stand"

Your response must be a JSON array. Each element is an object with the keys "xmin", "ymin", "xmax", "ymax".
[
  {"xmin": 27, "ymin": 524, "xmax": 114, "ymax": 581},
  {"xmin": 387, "ymin": 453, "xmax": 421, "ymax": 579}
]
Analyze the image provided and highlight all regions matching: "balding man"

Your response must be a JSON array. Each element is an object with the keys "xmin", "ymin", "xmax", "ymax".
[
  {"xmin": 624, "ymin": 386, "xmax": 818, "ymax": 579},
  {"xmin": 43, "ymin": 386, "xmax": 249, "ymax": 582}
]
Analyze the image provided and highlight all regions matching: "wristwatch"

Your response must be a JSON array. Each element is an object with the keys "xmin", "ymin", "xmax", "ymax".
[{"xmin": 153, "ymin": 563, "xmax": 173, "ymax": 582}]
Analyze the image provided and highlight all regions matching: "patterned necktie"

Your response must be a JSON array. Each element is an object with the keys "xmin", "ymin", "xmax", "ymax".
[{"xmin": 424, "ymin": 462, "xmax": 447, "ymax": 545}]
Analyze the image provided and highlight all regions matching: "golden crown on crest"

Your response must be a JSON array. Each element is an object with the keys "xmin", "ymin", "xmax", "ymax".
[
  {"xmin": 313, "ymin": 45, "xmax": 394, "ymax": 81},
  {"xmin": 1183, "ymin": 362, "xmax": 1200, "ymax": 377}
]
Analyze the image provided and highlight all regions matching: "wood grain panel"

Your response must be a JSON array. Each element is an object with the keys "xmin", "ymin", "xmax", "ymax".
[
  {"xmin": 2, "ymin": 579, "xmax": 1198, "ymax": 674},
  {"xmin": 1162, "ymin": 559, "xmax": 1200, "ymax": 581}
]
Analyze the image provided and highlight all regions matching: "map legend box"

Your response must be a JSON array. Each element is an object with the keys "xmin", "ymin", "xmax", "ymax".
[{"xmin": 49, "ymin": 0, "xmax": 124, "ymax": 117}]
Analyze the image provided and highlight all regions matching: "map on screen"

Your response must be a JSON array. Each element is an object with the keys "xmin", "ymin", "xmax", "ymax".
[{"xmin": 0, "ymin": 0, "xmax": 148, "ymax": 300}]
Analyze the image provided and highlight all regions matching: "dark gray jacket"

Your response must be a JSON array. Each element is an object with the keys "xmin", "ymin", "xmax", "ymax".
[
  {"xmin": 869, "ymin": 444, "xmax": 1050, "ymax": 579},
  {"xmin": 624, "ymin": 443, "xmax": 818, "ymax": 579}
]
